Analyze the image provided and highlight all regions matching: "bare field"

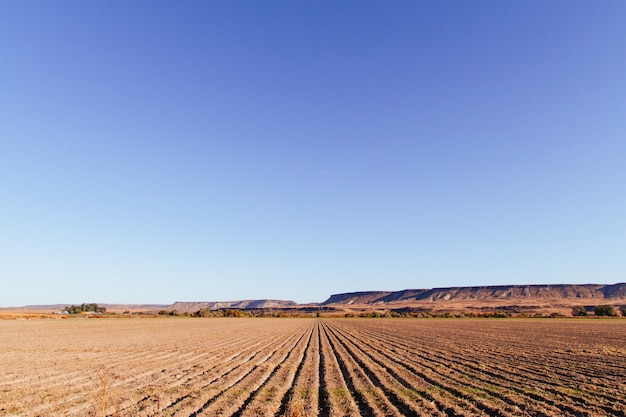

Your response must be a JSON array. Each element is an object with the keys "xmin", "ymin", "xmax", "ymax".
[{"xmin": 1, "ymin": 318, "xmax": 625, "ymax": 416}]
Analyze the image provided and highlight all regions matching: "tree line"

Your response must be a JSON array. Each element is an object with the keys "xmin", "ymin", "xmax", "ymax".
[
  {"xmin": 572, "ymin": 305, "xmax": 624, "ymax": 317},
  {"xmin": 63, "ymin": 303, "xmax": 107, "ymax": 314}
]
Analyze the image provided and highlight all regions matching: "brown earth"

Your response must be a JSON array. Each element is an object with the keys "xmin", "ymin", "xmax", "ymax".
[{"xmin": 1, "ymin": 317, "xmax": 625, "ymax": 416}]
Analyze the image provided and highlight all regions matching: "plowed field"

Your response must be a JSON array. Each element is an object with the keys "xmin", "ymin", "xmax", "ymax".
[{"xmin": 1, "ymin": 318, "xmax": 625, "ymax": 416}]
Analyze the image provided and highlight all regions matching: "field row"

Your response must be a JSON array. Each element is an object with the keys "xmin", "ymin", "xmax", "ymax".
[{"xmin": 1, "ymin": 318, "xmax": 625, "ymax": 416}]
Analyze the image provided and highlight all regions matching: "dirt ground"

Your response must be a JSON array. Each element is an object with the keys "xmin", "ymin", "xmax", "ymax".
[{"xmin": 1, "ymin": 317, "xmax": 625, "ymax": 416}]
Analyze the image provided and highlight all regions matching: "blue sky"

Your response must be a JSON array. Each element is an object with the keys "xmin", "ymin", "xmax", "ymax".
[{"xmin": 1, "ymin": 1, "xmax": 625, "ymax": 306}]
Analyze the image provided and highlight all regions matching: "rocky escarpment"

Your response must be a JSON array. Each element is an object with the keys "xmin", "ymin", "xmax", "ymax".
[
  {"xmin": 322, "ymin": 283, "xmax": 626, "ymax": 305},
  {"xmin": 168, "ymin": 299, "xmax": 298, "ymax": 313}
]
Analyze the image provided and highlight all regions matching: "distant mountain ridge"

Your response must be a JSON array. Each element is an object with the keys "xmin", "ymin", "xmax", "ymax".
[
  {"xmin": 5, "ymin": 284, "xmax": 626, "ymax": 314},
  {"xmin": 322, "ymin": 283, "xmax": 626, "ymax": 305},
  {"xmin": 168, "ymin": 299, "xmax": 298, "ymax": 313},
  {"xmin": 21, "ymin": 304, "xmax": 170, "ymax": 310}
]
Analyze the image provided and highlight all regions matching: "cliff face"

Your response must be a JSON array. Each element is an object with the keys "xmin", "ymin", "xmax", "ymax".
[
  {"xmin": 321, "ymin": 283, "xmax": 626, "ymax": 305},
  {"xmin": 601, "ymin": 283, "xmax": 626, "ymax": 298},
  {"xmin": 322, "ymin": 291, "xmax": 394, "ymax": 305},
  {"xmin": 168, "ymin": 299, "xmax": 298, "ymax": 313}
]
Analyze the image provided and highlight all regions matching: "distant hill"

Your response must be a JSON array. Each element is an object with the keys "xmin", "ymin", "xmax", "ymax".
[
  {"xmin": 168, "ymin": 299, "xmax": 298, "ymax": 313},
  {"xmin": 4, "ymin": 283, "xmax": 626, "ymax": 317},
  {"xmin": 1, "ymin": 304, "xmax": 170, "ymax": 314},
  {"xmin": 322, "ymin": 283, "xmax": 626, "ymax": 306}
]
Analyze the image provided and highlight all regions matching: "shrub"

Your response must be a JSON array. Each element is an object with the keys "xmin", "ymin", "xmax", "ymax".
[
  {"xmin": 594, "ymin": 305, "xmax": 617, "ymax": 317},
  {"xmin": 64, "ymin": 303, "xmax": 106, "ymax": 314},
  {"xmin": 193, "ymin": 308, "xmax": 213, "ymax": 317},
  {"xmin": 571, "ymin": 306, "xmax": 587, "ymax": 317}
]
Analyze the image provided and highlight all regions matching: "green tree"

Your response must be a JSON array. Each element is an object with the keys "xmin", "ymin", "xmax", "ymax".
[
  {"xmin": 64, "ymin": 303, "xmax": 106, "ymax": 314},
  {"xmin": 594, "ymin": 305, "xmax": 617, "ymax": 317},
  {"xmin": 571, "ymin": 306, "xmax": 587, "ymax": 316}
]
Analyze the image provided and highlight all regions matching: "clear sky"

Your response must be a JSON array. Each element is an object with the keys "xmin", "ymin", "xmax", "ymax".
[{"xmin": 1, "ymin": 1, "xmax": 625, "ymax": 306}]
